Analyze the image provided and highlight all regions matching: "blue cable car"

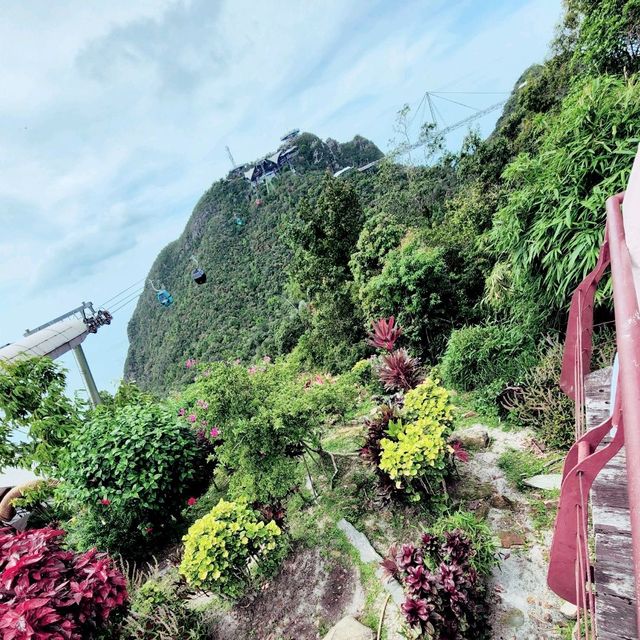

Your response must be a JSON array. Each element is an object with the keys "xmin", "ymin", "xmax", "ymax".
[
  {"xmin": 149, "ymin": 280, "xmax": 174, "ymax": 307},
  {"xmin": 156, "ymin": 289, "xmax": 174, "ymax": 307}
]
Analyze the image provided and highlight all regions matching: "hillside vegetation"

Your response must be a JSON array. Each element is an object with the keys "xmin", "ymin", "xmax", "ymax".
[{"xmin": 3, "ymin": 2, "xmax": 640, "ymax": 639}]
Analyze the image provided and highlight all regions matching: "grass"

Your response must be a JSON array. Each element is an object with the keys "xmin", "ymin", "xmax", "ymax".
[
  {"xmin": 497, "ymin": 448, "xmax": 559, "ymax": 491},
  {"xmin": 530, "ymin": 489, "xmax": 559, "ymax": 532}
]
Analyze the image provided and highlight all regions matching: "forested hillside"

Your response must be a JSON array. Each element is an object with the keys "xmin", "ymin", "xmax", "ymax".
[
  {"xmin": 127, "ymin": 0, "xmax": 640, "ymax": 400},
  {"xmin": 124, "ymin": 134, "xmax": 382, "ymax": 391}
]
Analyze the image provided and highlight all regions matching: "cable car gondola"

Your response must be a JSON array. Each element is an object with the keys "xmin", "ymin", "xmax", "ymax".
[
  {"xmin": 190, "ymin": 256, "xmax": 207, "ymax": 284},
  {"xmin": 149, "ymin": 280, "xmax": 174, "ymax": 307}
]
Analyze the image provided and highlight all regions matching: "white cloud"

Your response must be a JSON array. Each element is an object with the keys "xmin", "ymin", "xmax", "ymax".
[{"xmin": 0, "ymin": 0, "xmax": 562, "ymax": 393}]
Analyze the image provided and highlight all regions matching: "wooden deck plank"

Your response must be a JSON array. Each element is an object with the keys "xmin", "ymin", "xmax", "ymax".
[{"xmin": 585, "ymin": 367, "xmax": 637, "ymax": 639}]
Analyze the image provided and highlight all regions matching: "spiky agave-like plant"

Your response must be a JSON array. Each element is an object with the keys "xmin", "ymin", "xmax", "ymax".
[
  {"xmin": 377, "ymin": 349, "xmax": 423, "ymax": 392},
  {"xmin": 368, "ymin": 316, "xmax": 402, "ymax": 351}
]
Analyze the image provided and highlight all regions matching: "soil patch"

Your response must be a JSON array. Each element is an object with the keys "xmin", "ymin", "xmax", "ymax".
[{"xmin": 210, "ymin": 546, "xmax": 363, "ymax": 640}]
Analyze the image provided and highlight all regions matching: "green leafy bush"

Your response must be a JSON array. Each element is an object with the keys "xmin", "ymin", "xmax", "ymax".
[
  {"xmin": 492, "ymin": 75, "xmax": 640, "ymax": 321},
  {"xmin": 360, "ymin": 235, "xmax": 456, "ymax": 360},
  {"xmin": 0, "ymin": 357, "xmax": 83, "ymax": 475},
  {"xmin": 441, "ymin": 324, "xmax": 535, "ymax": 392},
  {"xmin": 177, "ymin": 359, "xmax": 359, "ymax": 503},
  {"xmin": 180, "ymin": 499, "xmax": 282, "ymax": 597},
  {"xmin": 378, "ymin": 378, "xmax": 454, "ymax": 501},
  {"xmin": 61, "ymin": 403, "xmax": 206, "ymax": 556}
]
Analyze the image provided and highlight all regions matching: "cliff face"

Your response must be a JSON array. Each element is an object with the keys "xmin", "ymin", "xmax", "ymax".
[{"xmin": 124, "ymin": 133, "xmax": 382, "ymax": 392}]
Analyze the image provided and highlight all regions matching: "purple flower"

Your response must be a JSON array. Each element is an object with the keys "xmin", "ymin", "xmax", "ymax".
[
  {"xmin": 401, "ymin": 597, "xmax": 434, "ymax": 627},
  {"xmin": 406, "ymin": 565, "xmax": 431, "ymax": 594},
  {"xmin": 187, "ymin": 414, "xmax": 197, "ymax": 423},
  {"xmin": 178, "ymin": 408, "xmax": 186, "ymax": 417},
  {"xmin": 196, "ymin": 399, "xmax": 209, "ymax": 409},
  {"xmin": 186, "ymin": 358, "xmax": 197, "ymax": 369},
  {"xmin": 210, "ymin": 427, "xmax": 220, "ymax": 438}
]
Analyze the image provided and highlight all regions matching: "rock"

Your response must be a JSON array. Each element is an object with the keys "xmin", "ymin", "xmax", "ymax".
[
  {"xmin": 337, "ymin": 519, "xmax": 382, "ymax": 564},
  {"xmin": 501, "ymin": 607, "xmax": 525, "ymax": 628},
  {"xmin": 560, "ymin": 601, "xmax": 578, "ymax": 620},
  {"xmin": 490, "ymin": 493, "xmax": 514, "ymax": 509},
  {"xmin": 185, "ymin": 592, "xmax": 215, "ymax": 610},
  {"xmin": 499, "ymin": 531, "xmax": 526, "ymax": 548},
  {"xmin": 522, "ymin": 474, "xmax": 562, "ymax": 491},
  {"xmin": 450, "ymin": 426, "xmax": 490, "ymax": 450},
  {"xmin": 467, "ymin": 499, "xmax": 490, "ymax": 519},
  {"xmin": 323, "ymin": 616, "xmax": 373, "ymax": 640}
]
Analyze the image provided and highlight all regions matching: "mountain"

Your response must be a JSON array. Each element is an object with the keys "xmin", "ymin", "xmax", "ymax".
[{"xmin": 124, "ymin": 133, "xmax": 383, "ymax": 392}]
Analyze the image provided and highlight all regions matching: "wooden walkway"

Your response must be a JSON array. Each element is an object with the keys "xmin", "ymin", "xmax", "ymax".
[{"xmin": 586, "ymin": 367, "xmax": 637, "ymax": 639}]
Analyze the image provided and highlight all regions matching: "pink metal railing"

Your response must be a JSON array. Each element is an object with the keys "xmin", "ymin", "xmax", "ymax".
[{"xmin": 548, "ymin": 192, "xmax": 640, "ymax": 639}]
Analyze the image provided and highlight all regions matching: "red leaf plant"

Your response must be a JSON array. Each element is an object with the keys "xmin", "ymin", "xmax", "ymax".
[
  {"xmin": 377, "ymin": 349, "xmax": 423, "ymax": 392},
  {"xmin": 449, "ymin": 439, "xmax": 469, "ymax": 463},
  {"xmin": 0, "ymin": 527, "xmax": 127, "ymax": 639},
  {"xmin": 368, "ymin": 316, "xmax": 402, "ymax": 352},
  {"xmin": 383, "ymin": 530, "xmax": 490, "ymax": 639}
]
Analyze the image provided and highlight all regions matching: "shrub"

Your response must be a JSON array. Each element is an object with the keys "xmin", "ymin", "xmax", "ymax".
[
  {"xmin": 0, "ymin": 527, "xmax": 127, "ymax": 638},
  {"xmin": 500, "ymin": 337, "xmax": 573, "ymax": 448},
  {"xmin": 377, "ymin": 348, "xmax": 424, "ymax": 392},
  {"xmin": 360, "ymin": 237, "xmax": 456, "ymax": 361},
  {"xmin": 117, "ymin": 575, "xmax": 209, "ymax": 640},
  {"xmin": 378, "ymin": 378, "xmax": 454, "ymax": 502},
  {"xmin": 61, "ymin": 403, "xmax": 207, "ymax": 556},
  {"xmin": 441, "ymin": 324, "xmax": 535, "ymax": 392},
  {"xmin": 178, "ymin": 359, "xmax": 359, "ymax": 503},
  {"xmin": 0, "ymin": 357, "xmax": 83, "ymax": 475},
  {"xmin": 180, "ymin": 499, "xmax": 281, "ymax": 597},
  {"xmin": 368, "ymin": 316, "xmax": 402, "ymax": 351},
  {"xmin": 383, "ymin": 529, "xmax": 492, "ymax": 639}
]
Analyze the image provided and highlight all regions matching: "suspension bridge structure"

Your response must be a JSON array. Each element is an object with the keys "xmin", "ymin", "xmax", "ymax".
[{"xmin": 548, "ymin": 145, "xmax": 640, "ymax": 639}]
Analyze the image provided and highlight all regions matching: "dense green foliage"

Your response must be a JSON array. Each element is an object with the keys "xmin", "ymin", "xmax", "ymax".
[
  {"xmin": 177, "ymin": 358, "xmax": 359, "ymax": 503},
  {"xmin": 441, "ymin": 325, "xmax": 535, "ymax": 392},
  {"xmin": 125, "ymin": 135, "xmax": 382, "ymax": 393},
  {"xmin": 180, "ymin": 499, "xmax": 281, "ymax": 597},
  {"xmin": 61, "ymin": 403, "xmax": 207, "ymax": 555},
  {"xmin": 0, "ymin": 357, "xmax": 82, "ymax": 475}
]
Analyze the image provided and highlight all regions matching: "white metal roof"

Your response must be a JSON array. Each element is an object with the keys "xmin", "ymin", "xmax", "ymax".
[{"xmin": 0, "ymin": 317, "xmax": 88, "ymax": 363}]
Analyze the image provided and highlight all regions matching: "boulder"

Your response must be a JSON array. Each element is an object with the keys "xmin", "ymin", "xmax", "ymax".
[
  {"xmin": 560, "ymin": 601, "xmax": 578, "ymax": 620},
  {"xmin": 450, "ymin": 426, "xmax": 489, "ymax": 450},
  {"xmin": 323, "ymin": 616, "xmax": 374, "ymax": 640},
  {"xmin": 522, "ymin": 474, "xmax": 562, "ymax": 491}
]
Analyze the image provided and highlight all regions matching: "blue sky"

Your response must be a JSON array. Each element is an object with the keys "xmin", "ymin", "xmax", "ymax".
[{"xmin": 0, "ymin": 0, "xmax": 562, "ymax": 399}]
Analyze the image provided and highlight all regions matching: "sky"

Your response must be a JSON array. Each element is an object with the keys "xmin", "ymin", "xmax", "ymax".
[{"xmin": 0, "ymin": 0, "xmax": 562, "ymax": 400}]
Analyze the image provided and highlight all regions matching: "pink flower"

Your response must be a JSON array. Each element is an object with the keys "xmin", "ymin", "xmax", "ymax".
[
  {"xmin": 262, "ymin": 355, "xmax": 272, "ymax": 364},
  {"xmin": 210, "ymin": 427, "xmax": 220, "ymax": 438},
  {"xmin": 234, "ymin": 359, "xmax": 242, "ymax": 365},
  {"xmin": 196, "ymin": 399, "xmax": 209, "ymax": 409},
  {"xmin": 248, "ymin": 365, "xmax": 257, "ymax": 375},
  {"xmin": 187, "ymin": 414, "xmax": 197, "ymax": 423},
  {"xmin": 146, "ymin": 526, "xmax": 154, "ymax": 535},
  {"xmin": 186, "ymin": 358, "xmax": 197, "ymax": 369},
  {"xmin": 187, "ymin": 497, "xmax": 197, "ymax": 507},
  {"xmin": 178, "ymin": 408, "xmax": 186, "ymax": 416},
  {"xmin": 100, "ymin": 498, "xmax": 111, "ymax": 506}
]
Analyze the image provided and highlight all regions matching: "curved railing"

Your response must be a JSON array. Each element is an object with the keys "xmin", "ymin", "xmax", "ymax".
[{"xmin": 548, "ymin": 192, "xmax": 640, "ymax": 639}]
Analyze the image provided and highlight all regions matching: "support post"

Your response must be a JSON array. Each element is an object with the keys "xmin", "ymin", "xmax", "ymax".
[{"xmin": 73, "ymin": 344, "xmax": 101, "ymax": 407}]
